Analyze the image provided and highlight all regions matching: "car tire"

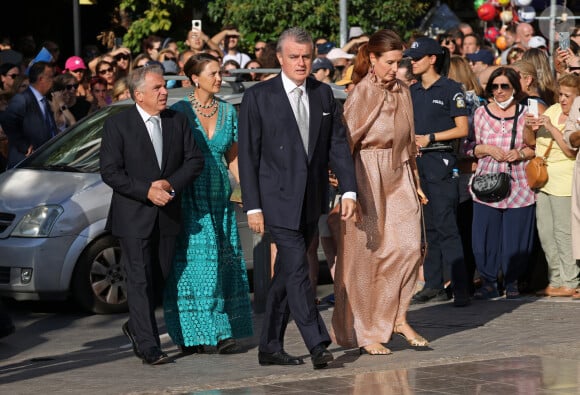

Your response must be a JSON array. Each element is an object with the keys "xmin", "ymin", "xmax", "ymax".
[{"xmin": 71, "ymin": 235, "xmax": 128, "ymax": 314}]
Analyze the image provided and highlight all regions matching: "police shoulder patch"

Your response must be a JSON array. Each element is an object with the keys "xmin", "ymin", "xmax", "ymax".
[{"xmin": 453, "ymin": 92, "xmax": 465, "ymax": 108}]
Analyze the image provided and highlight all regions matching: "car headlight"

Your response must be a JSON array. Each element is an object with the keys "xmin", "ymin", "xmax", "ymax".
[{"xmin": 12, "ymin": 205, "xmax": 64, "ymax": 237}]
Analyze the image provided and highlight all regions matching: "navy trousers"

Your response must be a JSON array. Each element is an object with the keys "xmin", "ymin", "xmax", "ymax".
[
  {"xmin": 471, "ymin": 202, "xmax": 536, "ymax": 286},
  {"xmin": 260, "ymin": 221, "xmax": 330, "ymax": 354}
]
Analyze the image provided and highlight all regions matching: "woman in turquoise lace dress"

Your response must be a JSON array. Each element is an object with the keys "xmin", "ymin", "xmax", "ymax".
[{"xmin": 163, "ymin": 53, "xmax": 253, "ymax": 354}]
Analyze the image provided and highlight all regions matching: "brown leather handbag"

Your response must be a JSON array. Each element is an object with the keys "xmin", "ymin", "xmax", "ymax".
[{"xmin": 525, "ymin": 139, "xmax": 553, "ymax": 189}]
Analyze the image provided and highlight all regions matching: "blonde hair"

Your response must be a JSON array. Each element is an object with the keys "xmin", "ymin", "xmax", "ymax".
[
  {"xmin": 448, "ymin": 55, "xmax": 483, "ymax": 96},
  {"xmin": 112, "ymin": 77, "xmax": 129, "ymax": 102},
  {"xmin": 521, "ymin": 48, "xmax": 558, "ymax": 105}
]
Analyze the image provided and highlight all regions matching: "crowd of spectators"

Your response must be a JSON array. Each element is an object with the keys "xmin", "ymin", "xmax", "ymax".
[{"xmin": 1, "ymin": 17, "xmax": 579, "ymax": 304}]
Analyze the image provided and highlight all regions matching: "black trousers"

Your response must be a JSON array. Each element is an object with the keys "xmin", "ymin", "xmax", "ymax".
[
  {"xmin": 119, "ymin": 224, "xmax": 176, "ymax": 353},
  {"xmin": 421, "ymin": 176, "xmax": 470, "ymax": 296},
  {"xmin": 260, "ymin": 220, "xmax": 330, "ymax": 354}
]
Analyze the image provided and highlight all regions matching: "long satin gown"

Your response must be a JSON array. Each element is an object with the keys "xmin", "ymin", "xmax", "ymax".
[{"xmin": 331, "ymin": 75, "xmax": 422, "ymax": 348}]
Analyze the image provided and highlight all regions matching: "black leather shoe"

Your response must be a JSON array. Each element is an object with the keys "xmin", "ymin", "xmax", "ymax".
[
  {"xmin": 141, "ymin": 347, "xmax": 170, "ymax": 365},
  {"xmin": 412, "ymin": 288, "xmax": 448, "ymax": 304},
  {"xmin": 122, "ymin": 321, "xmax": 142, "ymax": 359},
  {"xmin": 258, "ymin": 350, "xmax": 304, "ymax": 366},
  {"xmin": 217, "ymin": 338, "xmax": 242, "ymax": 354},
  {"xmin": 310, "ymin": 344, "xmax": 334, "ymax": 369}
]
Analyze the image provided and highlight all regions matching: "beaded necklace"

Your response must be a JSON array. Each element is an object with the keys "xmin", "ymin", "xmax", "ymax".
[{"xmin": 188, "ymin": 92, "xmax": 218, "ymax": 118}]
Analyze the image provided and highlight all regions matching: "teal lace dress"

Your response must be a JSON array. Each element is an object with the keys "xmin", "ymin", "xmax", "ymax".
[{"xmin": 163, "ymin": 98, "xmax": 253, "ymax": 347}]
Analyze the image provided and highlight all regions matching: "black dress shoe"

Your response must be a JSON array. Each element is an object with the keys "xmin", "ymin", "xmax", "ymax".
[
  {"xmin": 217, "ymin": 338, "xmax": 242, "ymax": 354},
  {"xmin": 122, "ymin": 321, "xmax": 142, "ymax": 359},
  {"xmin": 141, "ymin": 347, "xmax": 170, "ymax": 365},
  {"xmin": 258, "ymin": 350, "xmax": 304, "ymax": 366},
  {"xmin": 310, "ymin": 344, "xmax": 334, "ymax": 369},
  {"xmin": 412, "ymin": 288, "xmax": 448, "ymax": 304}
]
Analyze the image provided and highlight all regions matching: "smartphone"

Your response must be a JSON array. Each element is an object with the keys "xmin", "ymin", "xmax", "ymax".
[
  {"xmin": 560, "ymin": 32, "xmax": 570, "ymax": 51},
  {"xmin": 192, "ymin": 20, "xmax": 202, "ymax": 32},
  {"xmin": 528, "ymin": 98, "xmax": 539, "ymax": 117}
]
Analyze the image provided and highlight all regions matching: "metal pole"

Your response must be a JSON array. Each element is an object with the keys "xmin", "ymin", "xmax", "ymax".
[
  {"xmin": 339, "ymin": 0, "xmax": 347, "ymax": 47},
  {"xmin": 73, "ymin": 0, "xmax": 81, "ymax": 55}
]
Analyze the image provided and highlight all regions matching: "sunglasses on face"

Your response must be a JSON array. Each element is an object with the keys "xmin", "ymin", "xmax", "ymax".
[
  {"xmin": 115, "ymin": 54, "xmax": 130, "ymax": 61},
  {"xmin": 65, "ymin": 83, "xmax": 79, "ymax": 90},
  {"xmin": 164, "ymin": 57, "xmax": 176, "ymax": 61},
  {"xmin": 98, "ymin": 67, "xmax": 114, "ymax": 75},
  {"xmin": 491, "ymin": 83, "xmax": 512, "ymax": 91},
  {"xmin": 254, "ymin": 47, "xmax": 265, "ymax": 52},
  {"xmin": 6, "ymin": 73, "xmax": 20, "ymax": 79}
]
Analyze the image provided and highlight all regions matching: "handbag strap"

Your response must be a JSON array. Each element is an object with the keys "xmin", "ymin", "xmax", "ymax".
[
  {"xmin": 542, "ymin": 139, "xmax": 554, "ymax": 159},
  {"xmin": 507, "ymin": 104, "xmax": 521, "ymax": 172}
]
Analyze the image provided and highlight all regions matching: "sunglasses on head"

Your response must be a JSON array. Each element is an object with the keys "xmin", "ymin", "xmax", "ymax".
[
  {"xmin": 65, "ymin": 83, "xmax": 79, "ymax": 90},
  {"xmin": 98, "ymin": 67, "xmax": 114, "ymax": 75},
  {"xmin": 491, "ymin": 83, "xmax": 511, "ymax": 91},
  {"xmin": 115, "ymin": 54, "xmax": 129, "ymax": 61}
]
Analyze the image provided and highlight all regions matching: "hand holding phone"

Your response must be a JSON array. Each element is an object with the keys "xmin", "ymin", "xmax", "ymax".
[
  {"xmin": 528, "ymin": 98, "xmax": 539, "ymax": 118},
  {"xmin": 560, "ymin": 32, "xmax": 570, "ymax": 51}
]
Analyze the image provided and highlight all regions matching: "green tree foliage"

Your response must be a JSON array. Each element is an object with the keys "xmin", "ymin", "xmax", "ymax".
[
  {"xmin": 119, "ymin": 0, "xmax": 185, "ymax": 53},
  {"xmin": 115, "ymin": 0, "xmax": 429, "ymax": 53},
  {"xmin": 207, "ymin": 0, "xmax": 429, "ymax": 48}
]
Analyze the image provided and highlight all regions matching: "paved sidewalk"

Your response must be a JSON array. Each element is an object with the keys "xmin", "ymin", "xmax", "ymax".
[{"xmin": 0, "ymin": 291, "xmax": 579, "ymax": 394}]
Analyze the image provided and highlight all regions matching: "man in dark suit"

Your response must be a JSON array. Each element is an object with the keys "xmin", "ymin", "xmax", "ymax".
[
  {"xmin": 2, "ymin": 61, "xmax": 56, "ymax": 169},
  {"xmin": 100, "ymin": 64, "xmax": 204, "ymax": 365},
  {"xmin": 238, "ymin": 27, "xmax": 357, "ymax": 369}
]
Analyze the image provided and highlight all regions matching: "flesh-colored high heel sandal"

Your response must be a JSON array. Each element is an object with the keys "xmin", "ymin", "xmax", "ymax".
[
  {"xmin": 359, "ymin": 343, "xmax": 392, "ymax": 355},
  {"xmin": 394, "ymin": 322, "xmax": 429, "ymax": 347}
]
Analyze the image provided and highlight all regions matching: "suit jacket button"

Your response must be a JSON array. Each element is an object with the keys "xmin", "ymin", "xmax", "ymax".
[{"xmin": 279, "ymin": 146, "xmax": 283, "ymax": 150}]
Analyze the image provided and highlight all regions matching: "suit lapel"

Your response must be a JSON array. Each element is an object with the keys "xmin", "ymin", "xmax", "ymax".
[
  {"xmin": 274, "ymin": 76, "xmax": 308, "ymax": 160},
  {"xmin": 306, "ymin": 79, "xmax": 322, "ymax": 162},
  {"xmin": 130, "ymin": 106, "xmax": 160, "ymax": 171},
  {"xmin": 160, "ymin": 111, "xmax": 173, "ymax": 172}
]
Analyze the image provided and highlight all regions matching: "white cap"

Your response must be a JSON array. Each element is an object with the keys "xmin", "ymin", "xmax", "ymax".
[
  {"xmin": 327, "ymin": 48, "xmax": 354, "ymax": 60},
  {"xmin": 349, "ymin": 27, "xmax": 364, "ymax": 39},
  {"xmin": 528, "ymin": 36, "xmax": 547, "ymax": 48}
]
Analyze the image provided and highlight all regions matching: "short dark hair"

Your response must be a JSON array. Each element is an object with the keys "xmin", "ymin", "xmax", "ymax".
[{"xmin": 28, "ymin": 61, "xmax": 51, "ymax": 84}]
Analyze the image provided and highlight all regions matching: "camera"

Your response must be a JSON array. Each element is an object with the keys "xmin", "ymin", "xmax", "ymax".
[{"xmin": 192, "ymin": 20, "xmax": 202, "ymax": 32}]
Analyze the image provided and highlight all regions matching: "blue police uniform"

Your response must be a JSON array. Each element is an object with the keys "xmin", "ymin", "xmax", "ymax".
[{"xmin": 410, "ymin": 76, "xmax": 470, "ymax": 301}]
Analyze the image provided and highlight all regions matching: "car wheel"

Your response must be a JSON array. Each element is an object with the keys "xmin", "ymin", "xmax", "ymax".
[{"xmin": 72, "ymin": 235, "xmax": 128, "ymax": 314}]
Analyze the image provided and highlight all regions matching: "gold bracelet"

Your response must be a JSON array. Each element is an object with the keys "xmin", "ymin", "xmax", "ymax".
[{"xmin": 519, "ymin": 149, "xmax": 526, "ymax": 160}]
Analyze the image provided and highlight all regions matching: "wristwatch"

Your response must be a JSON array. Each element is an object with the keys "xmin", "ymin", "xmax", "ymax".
[
  {"xmin": 60, "ymin": 105, "xmax": 68, "ymax": 112},
  {"xmin": 429, "ymin": 133, "xmax": 436, "ymax": 144}
]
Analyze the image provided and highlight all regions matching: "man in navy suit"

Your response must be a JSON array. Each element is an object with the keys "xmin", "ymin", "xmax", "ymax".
[
  {"xmin": 2, "ymin": 61, "xmax": 56, "ymax": 169},
  {"xmin": 100, "ymin": 64, "xmax": 204, "ymax": 365},
  {"xmin": 238, "ymin": 27, "xmax": 357, "ymax": 369}
]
